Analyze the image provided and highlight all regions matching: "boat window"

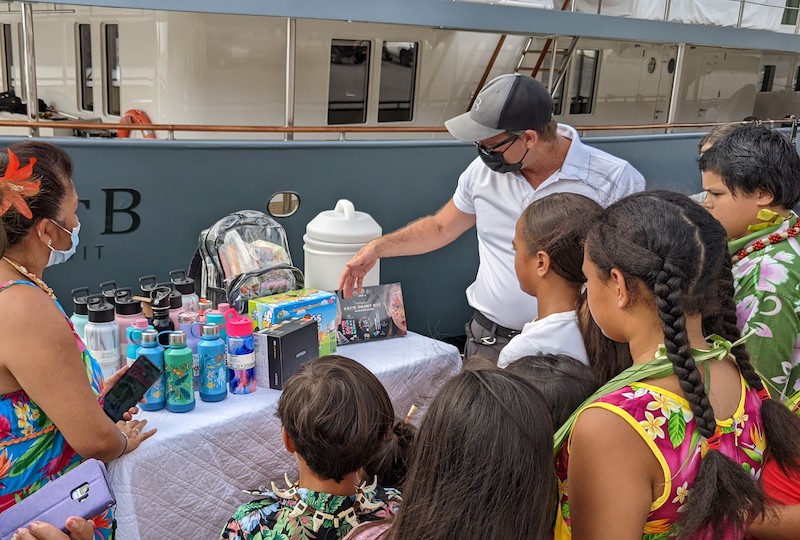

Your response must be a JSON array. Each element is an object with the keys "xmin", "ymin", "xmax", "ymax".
[
  {"xmin": 77, "ymin": 24, "xmax": 93, "ymax": 111},
  {"xmin": 267, "ymin": 191, "xmax": 301, "ymax": 218},
  {"xmin": 795, "ymin": 66, "xmax": 800, "ymax": 91},
  {"xmin": 378, "ymin": 41, "xmax": 417, "ymax": 123},
  {"xmin": 104, "ymin": 23, "xmax": 120, "ymax": 116},
  {"xmin": 2, "ymin": 24, "xmax": 12, "ymax": 92},
  {"xmin": 760, "ymin": 65, "xmax": 776, "ymax": 93},
  {"xmin": 328, "ymin": 39, "xmax": 371, "ymax": 125},
  {"xmin": 782, "ymin": 0, "xmax": 800, "ymax": 26},
  {"xmin": 569, "ymin": 49, "xmax": 599, "ymax": 115}
]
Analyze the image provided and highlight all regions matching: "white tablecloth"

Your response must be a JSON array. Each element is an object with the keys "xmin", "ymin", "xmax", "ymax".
[{"xmin": 108, "ymin": 332, "xmax": 460, "ymax": 540}]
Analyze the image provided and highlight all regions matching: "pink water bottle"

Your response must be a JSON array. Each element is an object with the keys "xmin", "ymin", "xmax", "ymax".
[{"xmin": 225, "ymin": 309, "xmax": 256, "ymax": 395}]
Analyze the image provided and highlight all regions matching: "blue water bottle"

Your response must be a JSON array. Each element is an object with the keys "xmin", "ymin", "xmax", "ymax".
[
  {"xmin": 70, "ymin": 287, "xmax": 90, "ymax": 341},
  {"xmin": 198, "ymin": 323, "xmax": 227, "ymax": 402},
  {"xmin": 137, "ymin": 329, "xmax": 166, "ymax": 411},
  {"xmin": 225, "ymin": 309, "xmax": 257, "ymax": 394}
]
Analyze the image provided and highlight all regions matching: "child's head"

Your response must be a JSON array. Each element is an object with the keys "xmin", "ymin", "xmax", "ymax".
[
  {"xmin": 582, "ymin": 190, "xmax": 794, "ymax": 536},
  {"xmin": 505, "ymin": 353, "xmax": 599, "ymax": 427},
  {"xmin": 363, "ymin": 418, "xmax": 417, "ymax": 488},
  {"xmin": 697, "ymin": 122, "xmax": 741, "ymax": 155},
  {"xmin": 278, "ymin": 355, "xmax": 394, "ymax": 482},
  {"xmin": 388, "ymin": 367, "xmax": 555, "ymax": 540},
  {"xmin": 514, "ymin": 193, "xmax": 602, "ymax": 296},
  {"xmin": 699, "ymin": 124, "xmax": 800, "ymax": 239}
]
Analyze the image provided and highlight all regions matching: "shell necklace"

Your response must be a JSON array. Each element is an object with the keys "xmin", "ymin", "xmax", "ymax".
[{"xmin": 2, "ymin": 256, "xmax": 57, "ymax": 300}]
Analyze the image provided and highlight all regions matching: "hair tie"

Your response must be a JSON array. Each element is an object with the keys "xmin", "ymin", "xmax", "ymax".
[
  {"xmin": 704, "ymin": 426, "xmax": 724, "ymax": 452},
  {"xmin": 404, "ymin": 404, "xmax": 418, "ymax": 425},
  {"xmin": 0, "ymin": 149, "xmax": 39, "ymax": 219},
  {"xmin": 756, "ymin": 387, "xmax": 771, "ymax": 402}
]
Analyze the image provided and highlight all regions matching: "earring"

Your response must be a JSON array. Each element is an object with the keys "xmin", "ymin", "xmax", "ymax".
[{"xmin": 47, "ymin": 239, "xmax": 52, "ymax": 246}]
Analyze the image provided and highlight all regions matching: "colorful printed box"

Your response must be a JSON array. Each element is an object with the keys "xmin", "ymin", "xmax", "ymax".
[{"xmin": 248, "ymin": 289, "xmax": 338, "ymax": 356}]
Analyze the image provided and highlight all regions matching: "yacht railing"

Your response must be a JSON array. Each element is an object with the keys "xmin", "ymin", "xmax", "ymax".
[{"xmin": 0, "ymin": 117, "xmax": 793, "ymax": 139}]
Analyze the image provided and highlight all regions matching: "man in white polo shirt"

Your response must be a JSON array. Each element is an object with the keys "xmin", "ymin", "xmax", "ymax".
[{"xmin": 339, "ymin": 74, "xmax": 644, "ymax": 363}]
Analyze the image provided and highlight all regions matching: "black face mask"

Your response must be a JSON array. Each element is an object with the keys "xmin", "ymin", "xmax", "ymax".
[{"xmin": 475, "ymin": 135, "xmax": 529, "ymax": 174}]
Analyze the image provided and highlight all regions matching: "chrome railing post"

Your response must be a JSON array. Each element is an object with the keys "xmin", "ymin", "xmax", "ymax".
[
  {"xmin": 20, "ymin": 2, "xmax": 38, "ymax": 137},
  {"xmin": 663, "ymin": 0, "xmax": 671, "ymax": 21},
  {"xmin": 737, "ymin": 0, "xmax": 746, "ymax": 28},
  {"xmin": 284, "ymin": 17, "xmax": 296, "ymax": 142}
]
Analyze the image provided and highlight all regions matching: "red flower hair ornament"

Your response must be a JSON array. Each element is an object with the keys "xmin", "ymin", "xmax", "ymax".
[{"xmin": 0, "ymin": 149, "xmax": 39, "ymax": 219}]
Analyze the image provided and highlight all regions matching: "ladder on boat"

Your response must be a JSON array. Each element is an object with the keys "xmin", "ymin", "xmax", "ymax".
[{"xmin": 515, "ymin": 35, "xmax": 580, "ymax": 97}]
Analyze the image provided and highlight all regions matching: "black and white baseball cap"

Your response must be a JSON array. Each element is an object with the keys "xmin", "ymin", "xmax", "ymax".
[{"xmin": 445, "ymin": 74, "xmax": 555, "ymax": 143}]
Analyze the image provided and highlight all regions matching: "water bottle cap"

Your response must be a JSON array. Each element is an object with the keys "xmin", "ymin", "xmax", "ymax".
[
  {"xmin": 71, "ymin": 287, "xmax": 90, "ymax": 315},
  {"xmin": 178, "ymin": 311, "xmax": 198, "ymax": 324},
  {"xmin": 198, "ymin": 299, "xmax": 212, "ymax": 314},
  {"xmin": 217, "ymin": 303, "xmax": 231, "ymax": 312},
  {"xmin": 224, "ymin": 308, "xmax": 253, "ymax": 337},
  {"xmin": 169, "ymin": 269, "xmax": 196, "ymax": 295},
  {"xmin": 114, "ymin": 288, "xmax": 142, "ymax": 316},
  {"xmin": 202, "ymin": 323, "xmax": 220, "ymax": 338},
  {"xmin": 168, "ymin": 331, "xmax": 187, "ymax": 347},
  {"xmin": 133, "ymin": 318, "xmax": 149, "ymax": 330},
  {"xmin": 150, "ymin": 286, "xmax": 173, "ymax": 309},
  {"xmin": 86, "ymin": 294, "xmax": 115, "ymax": 323},
  {"xmin": 139, "ymin": 275, "xmax": 159, "ymax": 293},
  {"xmin": 140, "ymin": 329, "xmax": 158, "ymax": 343},
  {"xmin": 157, "ymin": 282, "xmax": 183, "ymax": 309},
  {"xmin": 99, "ymin": 281, "xmax": 117, "ymax": 306}
]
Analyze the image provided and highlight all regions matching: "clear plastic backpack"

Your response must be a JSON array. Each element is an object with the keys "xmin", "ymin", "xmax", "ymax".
[{"xmin": 188, "ymin": 210, "xmax": 303, "ymax": 313}]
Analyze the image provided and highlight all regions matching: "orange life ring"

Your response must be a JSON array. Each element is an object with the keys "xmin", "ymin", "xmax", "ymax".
[{"xmin": 117, "ymin": 109, "xmax": 156, "ymax": 139}]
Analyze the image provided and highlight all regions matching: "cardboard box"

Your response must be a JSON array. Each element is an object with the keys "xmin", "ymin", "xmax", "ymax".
[
  {"xmin": 337, "ymin": 283, "xmax": 407, "ymax": 344},
  {"xmin": 254, "ymin": 318, "xmax": 320, "ymax": 390},
  {"xmin": 248, "ymin": 289, "xmax": 338, "ymax": 356}
]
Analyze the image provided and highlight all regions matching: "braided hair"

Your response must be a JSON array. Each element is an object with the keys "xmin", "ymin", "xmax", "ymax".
[{"xmin": 584, "ymin": 190, "xmax": 790, "ymax": 537}]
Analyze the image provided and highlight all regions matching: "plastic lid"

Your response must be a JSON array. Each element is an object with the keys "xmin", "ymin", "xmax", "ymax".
[
  {"xmin": 224, "ymin": 308, "xmax": 252, "ymax": 337},
  {"xmin": 114, "ymin": 288, "xmax": 142, "ymax": 316},
  {"xmin": 217, "ymin": 302, "xmax": 231, "ymax": 312},
  {"xmin": 133, "ymin": 318, "xmax": 149, "ymax": 330},
  {"xmin": 198, "ymin": 299, "xmax": 212, "ymax": 314},
  {"xmin": 169, "ymin": 269, "xmax": 196, "ymax": 295},
  {"xmin": 86, "ymin": 294, "xmax": 115, "ymax": 323},
  {"xmin": 150, "ymin": 286, "xmax": 173, "ymax": 310},
  {"xmin": 178, "ymin": 311, "xmax": 197, "ymax": 324},
  {"xmin": 99, "ymin": 281, "xmax": 117, "ymax": 306},
  {"xmin": 140, "ymin": 329, "xmax": 158, "ymax": 344},
  {"xmin": 168, "ymin": 331, "xmax": 187, "ymax": 347},
  {"xmin": 139, "ymin": 275, "xmax": 159, "ymax": 293},
  {"xmin": 201, "ymin": 323, "xmax": 220, "ymax": 338},
  {"xmin": 157, "ymin": 282, "xmax": 183, "ymax": 309},
  {"xmin": 305, "ymin": 199, "xmax": 382, "ymax": 244},
  {"xmin": 71, "ymin": 287, "xmax": 90, "ymax": 315}
]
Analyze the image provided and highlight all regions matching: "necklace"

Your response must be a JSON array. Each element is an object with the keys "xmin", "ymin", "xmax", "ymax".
[
  {"xmin": 2, "ymin": 256, "xmax": 56, "ymax": 300},
  {"xmin": 731, "ymin": 222, "xmax": 800, "ymax": 264}
]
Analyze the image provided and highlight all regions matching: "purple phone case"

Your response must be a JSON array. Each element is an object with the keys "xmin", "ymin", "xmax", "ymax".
[{"xmin": 0, "ymin": 459, "xmax": 116, "ymax": 539}]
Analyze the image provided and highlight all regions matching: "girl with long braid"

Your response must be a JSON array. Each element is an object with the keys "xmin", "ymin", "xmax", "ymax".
[{"xmin": 554, "ymin": 191, "xmax": 800, "ymax": 539}]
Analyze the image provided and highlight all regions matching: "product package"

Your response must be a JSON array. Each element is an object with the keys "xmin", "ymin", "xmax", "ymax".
[
  {"xmin": 336, "ymin": 283, "xmax": 407, "ymax": 344},
  {"xmin": 254, "ymin": 318, "xmax": 320, "ymax": 390},
  {"xmin": 248, "ymin": 288, "xmax": 338, "ymax": 356}
]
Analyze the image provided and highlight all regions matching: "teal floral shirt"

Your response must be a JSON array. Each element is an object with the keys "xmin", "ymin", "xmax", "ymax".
[
  {"xmin": 221, "ymin": 485, "xmax": 400, "ymax": 540},
  {"xmin": 730, "ymin": 214, "xmax": 800, "ymax": 401}
]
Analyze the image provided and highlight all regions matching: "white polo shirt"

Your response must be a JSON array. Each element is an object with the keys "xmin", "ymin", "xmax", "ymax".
[{"xmin": 452, "ymin": 124, "xmax": 645, "ymax": 330}]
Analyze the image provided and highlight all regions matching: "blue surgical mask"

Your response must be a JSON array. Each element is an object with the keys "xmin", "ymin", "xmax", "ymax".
[{"xmin": 46, "ymin": 219, "xmax": 80, "ymax": 267}]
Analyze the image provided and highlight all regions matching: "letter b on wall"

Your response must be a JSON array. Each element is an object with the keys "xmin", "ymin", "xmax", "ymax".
[{"xmin": 102, "ymin": 188, "xmax": 141, "ymax": 234}]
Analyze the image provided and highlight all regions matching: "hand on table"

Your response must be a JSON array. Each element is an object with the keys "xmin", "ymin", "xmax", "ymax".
[
  {"xmin": 339, "ymin": 242, "xmax": 379, "ymax": 298},
  {"xmin": 12, "ymin": 518, "xmax": 94, "ymax": 540},
  {"xmin": 103, "ymin": 365, "xmax": 140, "ymax": 421},
  {"xmin": 117, "ymin": 417, "xmax": 157, "ymax": 455}
]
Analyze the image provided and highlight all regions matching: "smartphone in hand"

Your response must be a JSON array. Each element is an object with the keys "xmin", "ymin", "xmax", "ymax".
[{"xmin": 102, "ymin": 355, "xmax": 162, "ymax": 422}]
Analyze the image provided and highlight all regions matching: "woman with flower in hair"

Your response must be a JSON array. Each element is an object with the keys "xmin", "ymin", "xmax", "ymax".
[
  {"xmin": 554, "ymin": 190, "xmax": 800, "ymax": 539},
  {"xmin": 0, "ymin": 142, "xmax": 154, "ymax": 538}
]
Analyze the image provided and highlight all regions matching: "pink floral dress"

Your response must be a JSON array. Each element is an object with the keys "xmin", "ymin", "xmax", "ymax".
[{"xmin": 556, "ymin": 377, "xmax": 765, "ymax": 540}]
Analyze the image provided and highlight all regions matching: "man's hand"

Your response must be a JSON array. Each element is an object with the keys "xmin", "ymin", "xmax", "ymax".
[{"xmin": 339, "ymin": 242, "xmax": 379, "ymax": 298}]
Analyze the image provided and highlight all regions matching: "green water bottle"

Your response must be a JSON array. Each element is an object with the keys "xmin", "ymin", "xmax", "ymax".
[{"xmin": 164, "ymin": 331, "xmax": 195, "ymax": 413}]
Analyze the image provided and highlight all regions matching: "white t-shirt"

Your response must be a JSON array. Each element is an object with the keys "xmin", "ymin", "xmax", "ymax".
[
  {"xmin": 452, "ymin": 124, "xmax": 645, "ymax": 330},
  {"xmin": 497, "ymin": 310, "xmax": 589, "ymax": 369}
]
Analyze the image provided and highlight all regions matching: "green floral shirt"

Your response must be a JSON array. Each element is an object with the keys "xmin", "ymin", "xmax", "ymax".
[
  {"xmin": 730, "ymin": 214, "xmax": 800, "ymax": 401},
  {"xmin": 220, "ymin": 486, "xmax": 400, "ymax": 540}
]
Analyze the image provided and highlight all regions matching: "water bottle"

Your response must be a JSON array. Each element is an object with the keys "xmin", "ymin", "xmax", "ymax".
[
  {"xmin": 178, "ymin": 311, "xmax": 200, "ymax": 390},
  {"xmin": 198, "ymin": 323, "xmax": 227, "ymax": 402},
  {"xmin": 137, "ymin": 329, "xmax": 165, "ymax": 411},
  {"xmin": 206, "ymin": 302, "xmax": 230, "ymax": 341},
  {"xmin": 150, "ymin": 286, "xmax": 175, "ymax": 346},
  {"xmin": 197, "ymin": 298, "xmax": 212, "ymax": 323},
  {"xmin": 70, "ymin": 287, "xmax": 90, "ymax": 341},
  {"xmin": 225, "ymin": 308, "xmax": 256, "ymax": 394},
  {"xmin": 164, "ymin": 331, "xmax": 195, "ymax": 413},
  {"xmin": 170, "ymin": 269, "xmax": 199, "ymax": 313},
  {"xmin": 126, "ymin": 318, "xmax": 151, "ymax": 367},
  {"xmin": 84, "ymin": 295, "xmax": 120, "ymax": 380},
  {"xmin": 99, "ymin": 280, "xmax": 118, "ymax": 308},
  {"xmin": 139, "ymin": 275, "xmax": 159, "ymax": 296},
  {"xmin": 114, "ymin": 288, "xmax": 143, "ymax": 361},
  {"xmin": 157, "ymin": 282, "xmax": 183, "ymax": 331}
]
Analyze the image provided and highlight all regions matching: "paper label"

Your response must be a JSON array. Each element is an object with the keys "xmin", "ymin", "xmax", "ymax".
[
  {"xmin": 227, "ymin": 352, "xmax": 255, "ymax": 370},
  {"xmin": 92, "ymin": 349, "xmax": 119, "ymax": 364}
]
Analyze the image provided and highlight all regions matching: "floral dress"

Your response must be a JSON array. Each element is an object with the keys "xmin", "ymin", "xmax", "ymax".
[
  {"xmin": 556, "ymin": 377, "xmax": 765, "ymax": 540},
  {"xmin": 221, "ymin": 483, "xmax": 401, "ymax": 540},
  {"xmin": 0, "ymin": 280, "xmax": 114, "ymax": 538},
  {"xmin": 730, "ymin": 213, "xmax": 800, "ymax": 401}
]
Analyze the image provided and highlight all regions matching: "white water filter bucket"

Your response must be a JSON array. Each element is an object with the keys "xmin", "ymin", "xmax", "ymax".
[{"xmin": 303, "ymin": 199, "xmax": 382, "ymax": 292}]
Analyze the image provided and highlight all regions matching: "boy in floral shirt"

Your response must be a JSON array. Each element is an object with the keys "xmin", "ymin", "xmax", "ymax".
[{"xmin": 699, "ymin": 124, "xmax": 800, "ymax": 401}]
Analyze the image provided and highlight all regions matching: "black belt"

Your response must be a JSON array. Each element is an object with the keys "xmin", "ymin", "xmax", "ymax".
[{"xmin": 472, "ymin": 310, "xmax": 520, "ymax": 339}]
